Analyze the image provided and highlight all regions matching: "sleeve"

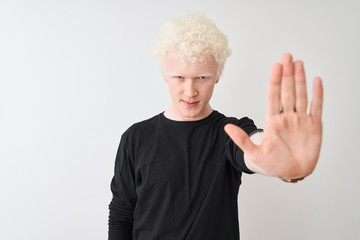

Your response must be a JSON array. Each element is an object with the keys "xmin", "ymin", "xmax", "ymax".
[
  {"xmin": 108, "ymin": 132, "xmax": 137, "ymax": 240},
  {"xmin": 225, "ymin": 117, "xmax": 261, "ymax": 174}
]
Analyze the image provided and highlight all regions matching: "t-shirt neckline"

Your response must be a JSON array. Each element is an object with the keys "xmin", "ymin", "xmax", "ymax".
[{"xmin": 160, "ymin": 110, "xmax": 219, "ymax": 126}]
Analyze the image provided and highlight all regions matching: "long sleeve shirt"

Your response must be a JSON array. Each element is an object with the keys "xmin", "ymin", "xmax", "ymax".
[{"xmin": 108, "ymin": 111, "xmax": 258, "ymax": 240}]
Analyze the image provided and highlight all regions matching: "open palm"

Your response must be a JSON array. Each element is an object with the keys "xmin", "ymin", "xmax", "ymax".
[{"xmin": 225, "ymin": 53, "xmax": 323, "ymax": 179}]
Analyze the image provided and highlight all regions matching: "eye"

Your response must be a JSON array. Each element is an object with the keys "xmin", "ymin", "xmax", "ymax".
[
  {"xmin": 173, "ymin": 76, "xmax": 184, "ymax": 80},
  {"xmin": 198, "ymin": 76, "xmax": 208, "ymax": 80}
]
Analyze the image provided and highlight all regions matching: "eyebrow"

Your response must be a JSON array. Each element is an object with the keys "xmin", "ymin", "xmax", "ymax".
[
  {"xmin": 169, "ymin": 72, "xmax": 214, "ymax": 77},
  {"xmin": 169, "ymin": 72, "xmax": 181, "ymax": 77}
]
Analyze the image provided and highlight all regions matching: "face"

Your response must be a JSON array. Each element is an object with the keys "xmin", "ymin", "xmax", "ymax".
[{"xmin": 162, "ymin": 52, "xmax": 220, "ymax": 121}]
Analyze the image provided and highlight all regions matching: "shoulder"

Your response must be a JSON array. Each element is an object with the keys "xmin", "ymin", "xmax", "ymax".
[
  {"xmin": 127, "ymin": 114, "xmax": 161, "ymax": 131},
  {"xmin": 121, "ymin": 113, "xmax": 162, "ymax": 142},
  {"xmin": 214, "ymin": 111, "xmax": 257, "ymax": 135},
  {"xmin": 214, "ymin": 110, "xmax": 255, "ymax": 125}
]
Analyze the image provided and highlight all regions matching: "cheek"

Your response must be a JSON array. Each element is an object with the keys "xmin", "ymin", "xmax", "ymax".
[
  {"xmin": 203, "ymin": 84, "xmax": 216, "ymax": 97},
  {"xmin": 167, "ymin": 82, "xmax": 181, "ymax": 97}
]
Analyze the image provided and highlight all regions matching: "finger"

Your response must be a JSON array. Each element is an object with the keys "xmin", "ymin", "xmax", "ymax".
[
  {"xmin": 294, "ymin": 60, "xmax": 308, "ymax": 115},
  {"xmin": 266, "ymin": 63, "xmax": 282, "ymax": 117},
  {"xmin": 281, "ymin": 53, "xmax": 296, "ymax": 113},
  {"xmin": 310, "ymin": 77, "xmax": 323, "ymax": 119},
  {"xmin": 224, "ymin": 124, "xmax": 257, "ymax": 156}
]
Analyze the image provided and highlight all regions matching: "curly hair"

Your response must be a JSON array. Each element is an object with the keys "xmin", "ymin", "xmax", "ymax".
[{"xmin": 153, "ymin": 13, "xmax": 232, "ymax": 76}]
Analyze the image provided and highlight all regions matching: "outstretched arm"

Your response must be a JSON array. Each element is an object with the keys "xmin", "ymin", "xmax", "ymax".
[{"xmin": 225, "ymin": 53, "xmax": 323, "ymax": 181}]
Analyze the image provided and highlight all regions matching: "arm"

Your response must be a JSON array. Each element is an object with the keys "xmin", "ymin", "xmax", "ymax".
[
  {"xmin": 225, "ymin": 53, "xmax": 323, "ymax": 180},
  {"xmin": 108, "ymin": 134, "xmax": 136, "ymax": 240}
]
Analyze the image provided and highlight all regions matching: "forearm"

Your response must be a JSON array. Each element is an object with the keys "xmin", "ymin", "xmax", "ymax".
[{"xmin": 108, "ymin": 201, "xmax": 134, "ymax": 240}]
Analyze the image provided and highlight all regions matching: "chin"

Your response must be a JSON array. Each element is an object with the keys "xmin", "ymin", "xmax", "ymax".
[{"xmin": 181, "ymin": 109, "xmax": 203, "ymax": 120}]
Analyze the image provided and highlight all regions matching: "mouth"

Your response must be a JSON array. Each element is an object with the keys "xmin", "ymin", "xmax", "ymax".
[{"xmin": 181, "ymin": 100, "xmax": 200, "ymax": 108}]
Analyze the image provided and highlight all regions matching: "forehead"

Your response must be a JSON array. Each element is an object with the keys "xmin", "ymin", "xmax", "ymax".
[{"xmin": 163, "ymin": 52, "xmax": 218, "ymax": 75}]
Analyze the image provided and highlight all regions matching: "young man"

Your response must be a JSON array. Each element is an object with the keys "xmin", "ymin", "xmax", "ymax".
[{"xmin": 108, "ymin": 13, "xmax": 323, "ymax": 240}]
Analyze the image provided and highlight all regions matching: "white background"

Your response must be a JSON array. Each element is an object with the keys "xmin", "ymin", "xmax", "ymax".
[{"xmin": 1, "ymin": 0, "xmax": 359, "ymax": 239}]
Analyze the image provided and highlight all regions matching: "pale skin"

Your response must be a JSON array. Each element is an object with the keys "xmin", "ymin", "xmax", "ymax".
[
  {"xmin": 162, "ymin": 51, "xmax": 220, "ymax": 121},
  {"xmin": 225, "ymin": 53, "xmax": 323, "ymax": 179},
  {"xmin": 163, "ymin": 52, "xmax": 323, "ymax": 180}
]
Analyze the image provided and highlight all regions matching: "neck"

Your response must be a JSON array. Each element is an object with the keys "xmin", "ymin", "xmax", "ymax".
[{"xmin": 164, "ymin": 104, "xmax": 213, "ymax": 121}]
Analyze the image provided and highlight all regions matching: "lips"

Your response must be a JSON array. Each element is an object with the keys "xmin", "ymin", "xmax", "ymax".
[{"xmin": 181, "ymin": 100, "xmax": 200, "ymax": 107}]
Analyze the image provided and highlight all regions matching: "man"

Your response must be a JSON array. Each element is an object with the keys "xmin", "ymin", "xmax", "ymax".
[{"xmin": 108, "ymin": 13, "xmax": 323, "ymax": 240}]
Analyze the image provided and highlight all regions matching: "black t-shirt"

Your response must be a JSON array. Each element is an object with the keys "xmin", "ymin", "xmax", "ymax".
[{"xmin": 108, "ymin": 111, "xmax": 258, "ymax": 240}]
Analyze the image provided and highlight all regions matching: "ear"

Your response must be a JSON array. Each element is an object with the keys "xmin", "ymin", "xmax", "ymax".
[
  {"xmin": 216, "ymin": 63, "xmax": 224, "ymax": 83},
  {"xmin": 162, "ymin": 71, "xmax": 169, "ymax": 83},
  {"xmin": 160, "ymin": 60, "xmax": 169, "ymax": 83}
]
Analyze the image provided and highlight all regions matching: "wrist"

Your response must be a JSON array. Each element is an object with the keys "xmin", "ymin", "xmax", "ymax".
[{"xmin": 279, "ymin": 177, "xmax": 305, "ymax": 183}]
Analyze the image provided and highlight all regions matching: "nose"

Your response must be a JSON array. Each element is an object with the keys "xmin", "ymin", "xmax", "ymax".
[{"xmin": 184, "ymin": 80, "xmax": 198, "ymax": 97}]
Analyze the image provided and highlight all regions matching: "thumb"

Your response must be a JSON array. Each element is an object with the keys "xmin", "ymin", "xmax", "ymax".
[{"xmin": 224, "ymin": 124, "xmax": 256, "ymax": 155}]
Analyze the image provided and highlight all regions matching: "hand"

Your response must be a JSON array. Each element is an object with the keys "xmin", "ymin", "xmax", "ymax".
[{"xmin": 225, "ymin": 53, "xmax": 323, "ymax": 179}]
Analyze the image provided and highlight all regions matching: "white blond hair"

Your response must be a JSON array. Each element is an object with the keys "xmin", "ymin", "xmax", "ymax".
[{"xmin": 153, "ymin": 13, "xmax": 231, "ymax": 76}]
